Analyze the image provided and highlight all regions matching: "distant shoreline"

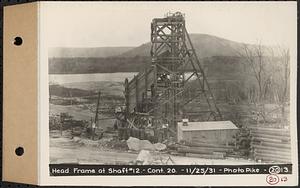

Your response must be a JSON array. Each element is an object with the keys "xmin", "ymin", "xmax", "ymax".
[{"xmin": 49, "ymin": 72, "xmax": 138, "ymax": 85}]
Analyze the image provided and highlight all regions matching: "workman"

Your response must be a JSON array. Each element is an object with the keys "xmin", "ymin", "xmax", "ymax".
[
  {"xmin": 162, "ymin": 123, "xmax": 169, "ymax": 141},
  {"xmin": 91, "ymin": 122, "xmax": 96, "ymax": 140}
]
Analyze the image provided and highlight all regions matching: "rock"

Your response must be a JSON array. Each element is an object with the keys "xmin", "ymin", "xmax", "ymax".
[
  {"xmin": 136, "ymin": 150, "xmax": 154, "ymax": 165},
  {"xmin": 126, "ymin": 137, "xmax": 155, "ymax": 151},
  {"xmin": 72, "ymin": 136, "xmax": 81, "ymax": 142},
  {"xmin": 127, "ymin": 137, "xmax": 141, "ymax": 151},
  {"xmin": 154, "ymin": 143, "xmax": 167, "ymax": 151}
]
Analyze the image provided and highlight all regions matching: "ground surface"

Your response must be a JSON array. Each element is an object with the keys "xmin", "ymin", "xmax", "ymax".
[
  {"xmin": 50, "ymin": 131, "xmax": 257, "ymax": 165},
  {"xmin": 49, "ymin": 76, "xmax": 286, "ymax": 166}
]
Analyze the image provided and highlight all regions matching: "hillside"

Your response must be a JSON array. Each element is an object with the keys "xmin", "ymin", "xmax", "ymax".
[
  {"xmin": 49, "ymin": 56, "xmax": 151, "ymax": 74},
  {"xmin": 49, "ymin": 47, "xmax": 134, "ymax": 58},
  {"xmin": 48, "ymin": 34, "xmax": 266, "ymax": 74},
  {"xmin": 119, "ymin": 34, "xmax": 245, "ymax": 58}
]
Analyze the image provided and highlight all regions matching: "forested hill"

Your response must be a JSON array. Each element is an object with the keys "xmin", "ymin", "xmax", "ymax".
[
  {"xmin": 49, "ymin": 46, "xmax": 134, "ymax": 58},
  {"xmin": 48, "ymin": 34, "xmax": 258, "ymax": 74}
]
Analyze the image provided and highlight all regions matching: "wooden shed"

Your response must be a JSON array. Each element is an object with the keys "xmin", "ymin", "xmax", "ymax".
[{"xmin": 177, "ymin": 121, "xmax": 238, "ymax": 146}]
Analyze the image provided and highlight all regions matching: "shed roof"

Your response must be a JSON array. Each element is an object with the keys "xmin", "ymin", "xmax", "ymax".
[{"xmin": 178, "ymin": 121, "xmax": 238, "ymax": 131}]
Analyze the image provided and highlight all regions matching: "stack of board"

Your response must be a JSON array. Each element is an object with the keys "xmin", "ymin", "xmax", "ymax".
[
  {"xmin": 250, "ymin": 127, "xmax": 291, "ymax": 163},
  {"xmin": 177, "ymin": 141, "xmax": 235, "ymax": 159}
]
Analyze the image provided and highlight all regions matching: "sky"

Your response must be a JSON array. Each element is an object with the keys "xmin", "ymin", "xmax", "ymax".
[{"xmin": 40, "ymin": 1, "xmax": 297, "ymax": 48}]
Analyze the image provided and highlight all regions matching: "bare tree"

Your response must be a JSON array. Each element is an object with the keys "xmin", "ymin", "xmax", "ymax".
[
  {"xmin": 279, "ymin": 48, "xmax": 290, "ymax": 103},
  {"xmin": 272, "ymin": 47, "xmax": 290, "ymax": 123},
  {"xmin": 238, "ymin": 43, "xmax": 290, "ymax": 125},
  {"xmin": 237, "ymin": 42, "xmax": 277, "ymax": 124},
  {"xmin": 239, "ymin": 43, "xmax": 270, "ymax": 103}
]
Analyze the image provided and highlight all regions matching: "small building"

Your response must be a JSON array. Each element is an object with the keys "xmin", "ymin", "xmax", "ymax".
[{"xmin": 177, "ymin": 121, "xmax": 238, "ymax": 146}]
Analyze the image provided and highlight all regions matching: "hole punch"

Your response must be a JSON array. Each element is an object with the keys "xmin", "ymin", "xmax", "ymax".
[
  {"xmin": 13, "ymin": 37, "xmax": 23, "ymax": 46},
  {"xmin": 15, "ymin": 147, "xmax": 24, "ymax": 156}
]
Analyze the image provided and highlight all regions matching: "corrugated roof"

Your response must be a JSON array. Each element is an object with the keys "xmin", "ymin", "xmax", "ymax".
[{"xmin": 178, "ymin": 121, "xmax": 238, "ymax": 131}]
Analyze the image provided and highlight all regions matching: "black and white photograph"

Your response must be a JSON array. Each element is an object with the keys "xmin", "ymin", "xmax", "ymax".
[
  {"xmin": 45, "ymin": 1, "xmax": 296, "ymax": 175},
  {"xmin": 2, "ymin": 1, "xmax": 297, "ymax": 186}
]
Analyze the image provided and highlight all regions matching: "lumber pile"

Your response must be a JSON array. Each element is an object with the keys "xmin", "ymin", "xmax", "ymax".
[
  {"xmin": 250, "ymin": 127, "xmax": 291, "ymax": 163},
  {"xmin": 177, "ymin": 141, "xmax": 235, "ymax": 159}
]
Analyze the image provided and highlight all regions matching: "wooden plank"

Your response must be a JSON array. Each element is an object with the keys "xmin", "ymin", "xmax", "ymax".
[
  {"xmin": 249, "ymin": 127, "xmax": 290, "ymax": 133},
  {"xmin": 186, "ymin": 153, "xmax": 225, "ymax": 159},
  {"xmin": 251, "ymin": 144, "xmax": 291, "ymax": 153},
  {"xmin": 254, "ymin": 153, "xmax": 291, "ymax": 161},
  {"xmin": 188, "ymin": 146, "xmax": 233, "ymax": 153},
  {"xmin": 184, "ymin": 141, "xmax": 235, "ymax": 149},
  {"xmin": 250, "ymin": 129, "xmax": 290, "ymax": 137},
  {"xmin": 126, "ymin": 66, "xmax": 155, "ymax": 114},
  {"xmin": 177, "ymin": 146, "xmax": 232, "ymax": 154},
  {"xmin": 254, "ymin": 155, "xmax": 291, "ymax": 164},
  {"xmin": 252, "ymin": 142, "xmax": 291, "ymax": 150},
  {"xmin": 251, "ymin": 136, "xmax": 290, "ymax": 144},
  {"xmin": 254, "ymin": 151, "xmax": 291, "ymax": 160},
  {"xmin": 258, "ymin": 141, "xmax": 292, "ymax": 149},
  {"xmin": 177, "ymin": 147, "xmax": 213, "ymax": 155},
  {"xmin": 254, "ymin": 149, "xmax": 291, "ymax": 157},
  {"xmin": 250, "ymin": 132, "xmax": 290, "ymax": 141}
]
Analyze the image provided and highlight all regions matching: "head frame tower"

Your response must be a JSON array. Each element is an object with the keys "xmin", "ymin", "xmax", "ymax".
[{"xmin": 125, "ymin": 12, "xmax": 222, "ymax": 135}]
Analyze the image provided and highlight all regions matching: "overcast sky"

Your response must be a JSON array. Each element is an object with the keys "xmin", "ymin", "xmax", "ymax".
[{"xmin": 41, "ymin": 1, "xmax": 296, "ymax": 48}]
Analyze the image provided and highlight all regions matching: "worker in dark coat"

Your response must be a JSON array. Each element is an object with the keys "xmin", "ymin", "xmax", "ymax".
[{"xmin": 115, "ymin": 113, "xmax": 128, "ymax": 140}]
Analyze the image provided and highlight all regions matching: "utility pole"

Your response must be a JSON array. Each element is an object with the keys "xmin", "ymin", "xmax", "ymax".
[
  {"xmin": 92, "ymin": 91, "xmax": 101, "ymax": 140},
  {"xmin": 59, "ymin": 113, "xmax": 64, "ymax": 136}
]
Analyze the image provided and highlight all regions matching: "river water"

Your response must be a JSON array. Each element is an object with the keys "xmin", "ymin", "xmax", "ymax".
[
  {"xmin": 49, "ymin": 72, "xmax": 197, "ymax": 85},
  {"xmin": 49, "ymin": 72, "xmax": 138, "ymax": 84}
]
